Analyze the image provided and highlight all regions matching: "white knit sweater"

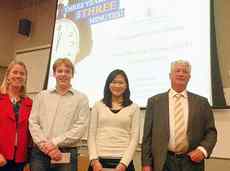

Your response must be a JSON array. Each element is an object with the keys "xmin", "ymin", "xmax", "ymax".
[{"xmin": 88, "ymin": 101, "xmax": 140, "ymax": 166}]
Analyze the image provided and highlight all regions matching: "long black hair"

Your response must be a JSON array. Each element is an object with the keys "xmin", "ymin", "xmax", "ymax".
[{"xmin": 102, "ymin": 69, "xmax": 133, "ymax": 108}]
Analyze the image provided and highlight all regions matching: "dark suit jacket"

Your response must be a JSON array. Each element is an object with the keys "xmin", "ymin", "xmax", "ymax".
[{"xmin": 141, "ymin": 91, "xmax": 217, "ymax": 171}]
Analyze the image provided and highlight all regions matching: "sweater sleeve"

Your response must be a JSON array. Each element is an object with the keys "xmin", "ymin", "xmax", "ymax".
[
  {"xmin": 87, "ymin": 102, "xmax": 99, "ymax": 160},
  {"xmin": 120, "ymin": 105, "xmax": 140, "ymax": 166}
]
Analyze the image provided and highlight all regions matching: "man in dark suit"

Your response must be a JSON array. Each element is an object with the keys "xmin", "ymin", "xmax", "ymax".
[{"xmin": 141, "ymin": 60, "xmax": 217, "ymax": 171}]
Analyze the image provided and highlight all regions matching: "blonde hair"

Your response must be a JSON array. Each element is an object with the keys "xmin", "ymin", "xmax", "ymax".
[
  {"xmin": 0, "ymin": 60, "xmax": 28, "ymax": 96},
  {"xmin": 52, "ymin": 58, "xmax": 75, "ymax": 76}
]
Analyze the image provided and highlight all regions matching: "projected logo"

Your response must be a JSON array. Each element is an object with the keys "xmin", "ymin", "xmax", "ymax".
[
  {"xmin": 63, "ymin": 0, "xmax": 125, "ymax": 24},
  {"xmin": 51, "ymin": 0, "xmax": 93, "ymax": 65}
]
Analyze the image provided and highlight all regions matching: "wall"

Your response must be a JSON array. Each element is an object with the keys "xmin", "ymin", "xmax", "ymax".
[
  {"xmin": 0, "ymin": 67, "xmax": 6, "ymax": 83},
  {"xmin": 0, "ymin": 2, "xmax": 17, "ymax": 66},
  {"xmin": 0, "ymin": 0, "xmax": 56, "ymax": 66},
  {"xmin": 206, "ymin": 158, "xmax": 230, "ymax": 171},
  {"xmin": 14, "ymin": 0, "xmax": 56, "ymax": 51}
]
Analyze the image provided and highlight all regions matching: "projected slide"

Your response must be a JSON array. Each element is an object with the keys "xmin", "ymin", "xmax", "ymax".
[{"xmin": 48, "ymin": 0, "xmax": 211, "ymax": 107}]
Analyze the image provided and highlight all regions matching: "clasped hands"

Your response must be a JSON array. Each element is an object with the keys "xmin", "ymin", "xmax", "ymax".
[
  {"xmin": 91, "ymin": 159, "xmax": 126, "ymax": 171},
  {"xmin": 39, "ymin": 141, "xmax": 62, "ymax": 161}
]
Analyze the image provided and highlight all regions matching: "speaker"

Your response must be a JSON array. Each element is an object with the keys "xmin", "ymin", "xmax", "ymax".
[{"xmin": 18, "ymin": 19, "xmax": 31, "ymax": 36}]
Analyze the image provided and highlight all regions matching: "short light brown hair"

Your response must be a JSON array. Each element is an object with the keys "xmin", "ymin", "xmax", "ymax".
[
  {"xmin": 0, "ymin": 60, "xmax": 28, "ymax": 96},
  {"xmin": 52, "ymin": 58, "xmax": 75, "ymax": 76}
]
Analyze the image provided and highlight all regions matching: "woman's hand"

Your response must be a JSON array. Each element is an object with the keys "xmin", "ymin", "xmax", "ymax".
[
  {"xmin": 92, "ymin": 159, "xmax": 103, "ymax": 171},
  {"xmin": 115, "ymin": 163, "xmax": 126, "ymax": 171},
  {"xmin": 0, "ymin": 154, "xmax": 7, "ymax": 167}
]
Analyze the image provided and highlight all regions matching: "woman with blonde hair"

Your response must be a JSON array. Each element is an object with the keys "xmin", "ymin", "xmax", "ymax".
[{"xmin": 0, "ymin": 60, "xmax": 32, "ymax": 171}]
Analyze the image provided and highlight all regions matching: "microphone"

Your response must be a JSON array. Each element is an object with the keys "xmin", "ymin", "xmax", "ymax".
[{"xmin": 11, "ymin": 97, "xmax": 17, "ymax": 105}]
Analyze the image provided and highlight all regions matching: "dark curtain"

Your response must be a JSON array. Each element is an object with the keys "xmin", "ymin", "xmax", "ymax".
[{"xmin": 210, "ymin": 0, "xmax": 227, "ymax": 107}]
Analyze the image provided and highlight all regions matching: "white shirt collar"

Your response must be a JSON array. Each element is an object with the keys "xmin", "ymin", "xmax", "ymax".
[
  {"xmin": 169, "ymin": 88, "xmax": 187, "ymax": 98},
  {"xmin": 49, "ymin": 87, "xmax": 75, "ymax": 95}
]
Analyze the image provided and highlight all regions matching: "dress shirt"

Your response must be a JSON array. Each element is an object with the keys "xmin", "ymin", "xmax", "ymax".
[
  {"xmin": 168, "ymin": 89, "xmax": 207, "ymax": 157},
  {"xmin": 29, "ymin": 88, "xmax": 90, "ymax": 147}
]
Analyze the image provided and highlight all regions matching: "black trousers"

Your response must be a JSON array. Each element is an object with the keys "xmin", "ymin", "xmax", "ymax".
[
  {"xmin": 163, "ymin": 152, "xmax": 204, "ymax": 171},
  {"xmin": 88, "ymin": 158, "xmax": 135, "ymax": 171},
  {"xmin": 0, "ymin": 160, "xmax": 25, "ymax": 171}
]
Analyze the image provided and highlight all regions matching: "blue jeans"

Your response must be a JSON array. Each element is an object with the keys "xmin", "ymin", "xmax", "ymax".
[{"xmin": 30, "ymin": 146, "xmax": 78, "ymax": 171}]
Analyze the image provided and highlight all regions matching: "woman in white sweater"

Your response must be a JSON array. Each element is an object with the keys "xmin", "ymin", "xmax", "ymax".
[{"xmin": 88, "ymin": 69, "xmax": 140, "ymax": 171}]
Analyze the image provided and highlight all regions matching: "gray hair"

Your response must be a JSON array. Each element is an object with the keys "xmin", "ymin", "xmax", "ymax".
[{"xmin": 170, "ymin": 59, "xmax": 191, "ymax": 74}]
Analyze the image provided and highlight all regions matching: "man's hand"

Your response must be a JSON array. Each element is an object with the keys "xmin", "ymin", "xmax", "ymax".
[
  {"xmin": 187, "ymin": 149, "xmax": 205, "ymax": 163},
  {"xmin": 142, "ymin": 165, "xmax": 153, "ymax": 171},
  {"xmin": 39, "ymin": 141, "xmax": 57, "ymax": 155},
  {"xmin": 0, "ymin": 154, "xmax": 7, "ymax": 167},
  {"xmin": 48, "ymin": 148, "xmax": 62, "ymax": 161},
  {"xmin": 39, "ymin": 141, "xmax": 62, "ymax": 161},
  {"xmin": 42, "ymin": 142, "xmax": 57, "ymax": 154}
]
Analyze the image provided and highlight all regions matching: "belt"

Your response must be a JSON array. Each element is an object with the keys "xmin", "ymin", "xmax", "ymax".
[
  {"xmin": 167, "ymin": 151, "xmax": 188, "ymax": 158},
  {"xmin": 59, "ymin": 146, "xmax": 77, "ymax": 150},
  {"xmin": 33, "ymin": 144, "xmax": 77, "ymax": 151}
]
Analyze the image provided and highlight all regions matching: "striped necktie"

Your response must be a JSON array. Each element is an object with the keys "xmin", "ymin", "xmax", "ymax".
[{"xmin": 174, "ymin": 93, "xmax": 188, "ymax": 153}]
